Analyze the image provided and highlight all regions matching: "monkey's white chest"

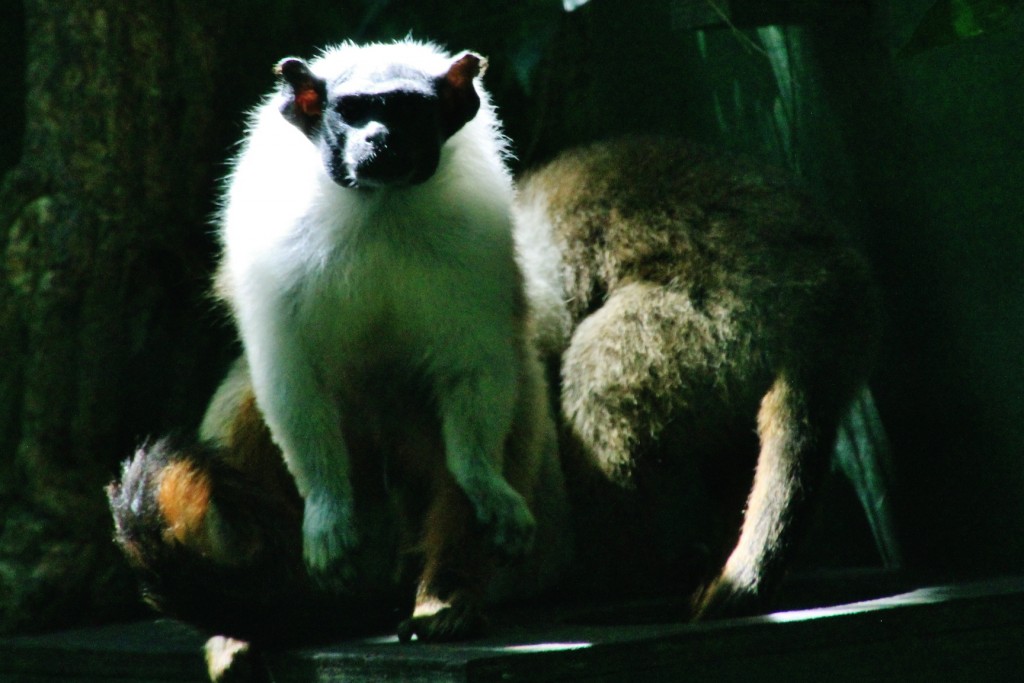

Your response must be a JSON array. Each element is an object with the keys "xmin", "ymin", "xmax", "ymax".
[
  {"xmin": 292, "ymin": 243, "xmax": 430, "ymax": 373},
  {"xmin": 255, "ymin": 207, "xmax": 519, "ymax": 399}
]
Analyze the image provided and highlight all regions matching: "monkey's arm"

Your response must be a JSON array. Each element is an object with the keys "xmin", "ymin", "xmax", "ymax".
[
  {"xmin": 438, "ymin": 369, "xmax": 535, "ymax": 555},
  {"xmin": 432, "ymin": 312, "xmax": 536, "ymax": 561},
  {"xmin": 235, "ymin": 291, "xmax": 358, "ymax": 585}
]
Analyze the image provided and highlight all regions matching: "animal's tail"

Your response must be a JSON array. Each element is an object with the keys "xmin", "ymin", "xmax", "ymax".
[{"xmin": 106, "ymin": 437, "xmax": 398, "ymax": 645}]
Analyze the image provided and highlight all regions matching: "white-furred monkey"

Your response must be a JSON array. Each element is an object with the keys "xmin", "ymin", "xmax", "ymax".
[
  {"xmin": 108, "ymin": 46, "xmax": 880, "ymax": 657},
  {"xmin": 212, "ymin": 39, "xmax": 569, "ymax": 641}
]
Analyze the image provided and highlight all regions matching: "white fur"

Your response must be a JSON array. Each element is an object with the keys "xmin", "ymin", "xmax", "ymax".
[
  {"xmin": 218, "ymin": 40, "xmax": 534, "ymax": 579},
  {"xmin": 512, "ymin": 188, "xmax": 572, "ymax": 359}
]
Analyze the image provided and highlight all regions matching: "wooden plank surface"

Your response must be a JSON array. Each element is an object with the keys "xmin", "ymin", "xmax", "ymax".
[{"xmin": 3, "ymin": 576, "xmax": 1023, "ymax": 682}]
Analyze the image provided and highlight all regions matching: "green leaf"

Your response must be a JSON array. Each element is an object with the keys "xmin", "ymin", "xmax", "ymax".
[{"xmin": 898, "ymin": 0, "xmax": 1016, "ymax": 58}]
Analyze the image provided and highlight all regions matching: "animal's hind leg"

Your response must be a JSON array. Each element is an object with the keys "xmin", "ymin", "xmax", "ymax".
[
  {"xmin": 559, "ymin": 283, "xmax": 728, "ymax": 600},
  {"xmin": 696, "ymin": 372, "xmax": 845, "ymax": 618},
  {"xmin": 560, "ymin": 282, "xmax": 717, "ymax": 487},
  {"xmin": 397, "ymin": 470, "xmax": 492, "ymax": 643}
]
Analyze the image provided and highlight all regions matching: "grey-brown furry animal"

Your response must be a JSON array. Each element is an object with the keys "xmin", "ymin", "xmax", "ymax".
[
  {"xmin": 108, "ymin": 135, "xmax": 880, "ymax": 653},
  {"xmin": 515, "ymin": 136, "xmax": 881, "ymax": 617}
]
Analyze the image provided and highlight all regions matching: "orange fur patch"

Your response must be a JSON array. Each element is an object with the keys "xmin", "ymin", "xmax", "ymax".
[
  {"xmin": 157, "ymin": 461, "xmax": 213, "ymax": 547},
  {"xmin": 223, "ymin": 391, "xmax": 297, "ymax": 499}
]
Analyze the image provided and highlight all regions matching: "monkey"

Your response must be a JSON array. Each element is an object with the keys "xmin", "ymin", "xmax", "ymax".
[
  {"xmin": 513, "ymin": 136, "xmax": 881, "ymax": 617},
  {"xmin": 109, "ymin": 132, "xmax": 880, "ymax": 652},
  {"xmin": 211, "ymin": 39, "xmax": 570, "ymax": 641}
]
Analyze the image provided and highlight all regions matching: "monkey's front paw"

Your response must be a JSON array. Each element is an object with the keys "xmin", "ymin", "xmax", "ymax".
[
  {"xmin": 472, "ymin": 483, "xmax": 536, "ymax": 562},
  {"xmin": 302, "ymin": 492, "xmax": 359, "ymax": 592}
]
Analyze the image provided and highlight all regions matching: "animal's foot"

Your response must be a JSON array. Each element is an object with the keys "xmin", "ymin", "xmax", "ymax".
[
  {"xmin": 693, "ymin": 575, "xmax": 763, "ymax": 621},
  {"xmin": 302, "ymin": 490, "xmax": 358, "ymax": 592},
  {"xmin": 397, "ymin": 599, "xmax": 487, "ymax": 643},
  {"xmin": 470, "ymin": 481, "xmax": 536, "ymax": 562},
  {"xmin": 204, "ymin": 636, "xmax": 266, "ymax": 683}
]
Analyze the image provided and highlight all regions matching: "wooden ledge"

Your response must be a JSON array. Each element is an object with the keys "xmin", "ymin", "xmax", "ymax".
[{"xmin": 3, "ymin": 576, "xmax": 1024, "ymax": 682}]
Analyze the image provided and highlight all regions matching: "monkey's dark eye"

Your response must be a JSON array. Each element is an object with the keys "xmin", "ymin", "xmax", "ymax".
[{"xmin": 337, "ymin": 95, "xmax": 373, "ymax": 124}]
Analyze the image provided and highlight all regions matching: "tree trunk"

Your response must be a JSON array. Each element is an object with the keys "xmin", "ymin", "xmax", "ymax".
[{"xmin": 0, "ymin": 1, "xmax": 232, "ymax": 633}]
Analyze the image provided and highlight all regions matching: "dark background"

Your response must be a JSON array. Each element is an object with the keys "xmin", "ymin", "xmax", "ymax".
[{"xmin": 1, "ymin": 0, "xmax": 1022, "ymax": 632}]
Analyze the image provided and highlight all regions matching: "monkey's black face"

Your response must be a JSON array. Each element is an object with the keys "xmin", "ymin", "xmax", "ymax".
[
  {"xmin": 275, "ymin": 52, "xmax": 484, "ymax": 191},
  {"xmin": 320, "ymin": 89, "xmax": 444, "ymax": 189}
]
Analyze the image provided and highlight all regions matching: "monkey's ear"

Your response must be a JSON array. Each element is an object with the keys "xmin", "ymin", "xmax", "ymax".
[
  {"xmin": 437, "ymin": 51, "xmax": 485, "ymax": 138},
  {"xmin": 275, "ymin": 58, "xmax": 327, "ymax": 137}
]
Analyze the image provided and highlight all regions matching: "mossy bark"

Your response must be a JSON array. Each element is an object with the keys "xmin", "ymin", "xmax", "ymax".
[{"xmin": 0, "ymin": 1, "xmax": 231, "ymax": 633}]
